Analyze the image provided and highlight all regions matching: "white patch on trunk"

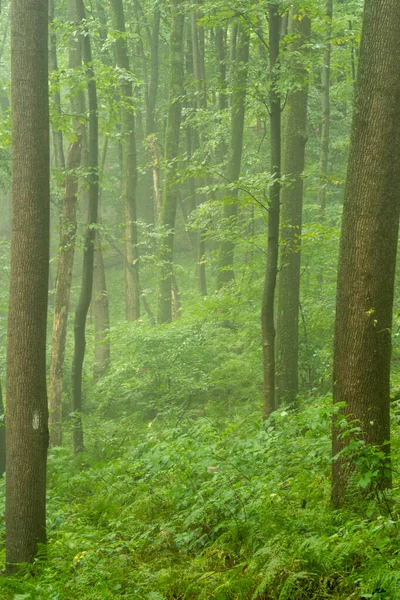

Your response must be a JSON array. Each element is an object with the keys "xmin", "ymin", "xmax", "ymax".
[{"xmin": 32, "ymin": 411, "xmax": 40, "ymax": 430}]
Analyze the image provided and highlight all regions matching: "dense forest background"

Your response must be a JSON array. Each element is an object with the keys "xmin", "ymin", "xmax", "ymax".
[{"xmin": 2, "ymin": 0, "xmax": 400, "ymax": 598}]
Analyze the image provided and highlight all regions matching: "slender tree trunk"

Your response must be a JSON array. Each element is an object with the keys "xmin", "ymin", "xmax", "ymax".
[
  {"xmin": 276, "ymin": 12, "xmax": 311, "ymax": 406},
  {"xmin": 110, "ymin": 0, "xmax": 140, "ymax": 321},
  {"xmin": 216, "ymin": 24, "xmax": 250, "ymax": 289},
  {"xmin": 262, "ymin": 3, "xmax": 281, "ymax": 419},
  {"xmin": 48, "ymin": 0, "xmax": 65, "ymax": 171},
  {"xmin": 93, "ymin": 137, "xmax": 110, "ymax": 381},
  {"xmin": 0, "ymin": 380, "xmax": 5, "ymax": 477},
  {"xmin": 157, "ymin": 0, "xmax": 185, "ymax": 324},
  {"xmin": 6, "ymin": 0, "xmax": 49, "ymax": 567},
  {"xmin": 93, "ymin": 238, "xmax": 110, "ymax": 381},
  {"xmin": 215, "ymin": 27, "xmax": 228, "ymax": 155},
  {"xmin": 48, "ymin": 0, "xmax": 83, "ymax": 448},
  {"xmin": 145, "ymin": 9, "xmax": 161, "ymax": 223},
  {"xmin": 191, "ymin": 0, "xmax": 207, "ymax": 296},
  {"xmin": 72, "ymin": 0, "xmax": 99, "ymax": 455},
  {"xmin": 331, "ymin": 0, "xmax": 400, "ymax": 506},
  {"xmin": 48, "ymin": 141, "xmax": 81, "ymax": 447},
  {"xmin": 318, "ymin": 0, "xmax": 332, "ymax": 217}
]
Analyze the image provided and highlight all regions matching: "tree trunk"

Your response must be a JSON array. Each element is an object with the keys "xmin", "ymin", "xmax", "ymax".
[
  {"xmin": 261, "ymin": 3, "xmax": 281, "ymax": 419},
  {"xmin": 318, "ymin": 0, "xmax": 332, "ymax": 217},
  {"xmin": 331, "ymin": 0, "xmax": 400, "ymax": 506},
  {"xmin": 110, "ymin": 0, "xmax": 140, "ymax": 322},
  {"xmin": 93, "ymin": 137, "xmax": 110, "ymax": 382},
  {"xmin": 6, "ymin": 0, "xmax": 49, "ymax": 567},
  {"xmin": 48, "ymin": 0, "xmax": 65, "ymax": 171},
  {"xmin": 157, "ymin": 0, "xmax": 185, "ymax": 324},
  {"xmin": 48, "ymin": 0, "xmax": 84, "ymax": 448},
  {"xmin": 0, "ymin": 380, "xmax": 5, "ymax": 477},
  {"xmin": 216, "ymin": 24, "xmax": 249, "ymax": 289},
  {"xmin": 191, "ymin": 0, "xmax": 207, "ymax": 297},
  {"xmin": 71, "ymin": 0, "xmax": 99, "ymax": 455},
  {"xmin": 276, "ymin": 12, "xmax": 311, "ymax": 406}
]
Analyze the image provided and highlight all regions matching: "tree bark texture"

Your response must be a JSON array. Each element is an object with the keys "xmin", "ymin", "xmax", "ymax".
[
  {"xmin": 262, "ymin": 3, "xmax": 281, "ymax": 419},
  {"xmin": 72, "ymin": 0, "xmax": 99, "ymax": 455},
  {"xmin": 110, "ymin": 0, "xmax": 140, "ymax": 322},
  {"xmin": 276, "ymin": 12, "xmax": 311, "ymax": 406},
  {"xmin": 216, "ymin": 24, "xmax": 249, "ymax": 290},
  {"xmin": 331, "ymin": 0, "xmax": 400, "ymax": 507},
  {"xmin": 157, "ymin": 0, "xmax": 185, "ymax": 324},
  {"xmin": 6, "ymin": 0, "xmax": 49, "ymax": 567}
]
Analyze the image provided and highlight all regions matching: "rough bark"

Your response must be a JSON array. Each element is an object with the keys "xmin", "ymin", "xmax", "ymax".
[
  {"xmin": 157, "ymin": 0, "xmax": 185, "ymax": 324},
  {"xmin": 276, "ymin": 12, "xmax": 311, "ymax": 406},
  {"xmin": 331, "ymin": 0, "xmax": 400, "ymax": 507},
  {"xmin": 262, "ymin": 3, "xmax": 281, "ymax": 419},
  {"xmin": 6, "ymin": 0, "xmax": 49, "ymax": 567},
  {"xmin": 71, "ymin": 0, "xmax": 99, "ymax": 455},
  {"xmin": 318, "ymin": 0, "xmax": 332, "ymax": 217},
  {"xmin": 216, "ymin": 24, "xmax": 250, "ymax": 289},
  {"xmin": 110, "ymin": 0, "xmax": 140, "ymax": 322}
]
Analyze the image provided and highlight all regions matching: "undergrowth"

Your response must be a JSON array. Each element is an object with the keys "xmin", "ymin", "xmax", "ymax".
[{"xmin": 0, "ymin": 395, "xmax": 400, "ymax": 599}]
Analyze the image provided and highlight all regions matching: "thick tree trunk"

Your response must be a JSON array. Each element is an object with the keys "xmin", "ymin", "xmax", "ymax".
[
  {"xmin": 110, "ymin": 0, "xmax": 140, "ymax": 322},
  {"xmin": 72, "ymin": 0, "xmax": 99, "ymax": 455},
  {"xmin": 48, "ymin": 0, "xmax": 83, "ymax": 448},
  {"xmin": 216, "ymin": 24, "xmax": 249, "ymax": 289},
  {"xmin": 157, "ymin": 0, "xmax": 185, "ymax": 324},
  {"xmin": 318, "ymin": 0, "xmax": 332, "ymax": 217},
  {"xmin": 6, "ymin": 0, "xmax": 49, "ymax": 567},
  {"xmin": 262, "ymin": 3, "xmax": 281, "ymax": 419},
  {"xmin": 276, "ymin": 12, "xmax": 311, "ymax": 406},
  {"xmin": 331, "ymin": 0, "xmax": 400, "ymax": 506}
]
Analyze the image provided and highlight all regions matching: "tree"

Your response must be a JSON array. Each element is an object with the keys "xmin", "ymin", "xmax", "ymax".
[
  {"xmin": 48, "ymin": 0, "xmax": 83, "ymax": 447},
  {"xmin": 318, "ymin": 0, "xmax": 332, "ymax": 218},
  {"xmin": 331, "ymin": 0, "xmax": 400, "ymax": 506},
  {"xmin": 216, "ymin": 23, "xmax": 250, "ymax": 290},
  {"xmin": 71, "ymin": 0, "xmax": 99, "ymax": 455},
  {"xmin": 157, "ymin": 0, "xmax": 185, "ymax": 324},
  {"xmin": 276, "ymin": 11, "xmax": 311, "ymax": 406},
  {"xmin": 110, "ymin": 0, "xmax": 140, "ymax": 322},
  {"xmin": 6, "ymin": 0, "xmax": 49, "ymax": 567},
  {"xmin": 262, "ymin": 2, "xmax": 281, "ymax": 419}
]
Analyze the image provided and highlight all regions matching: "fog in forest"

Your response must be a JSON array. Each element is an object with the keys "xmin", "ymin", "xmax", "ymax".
[{"xmin": 1, "ymin": 0, "xmax": 400, "ymax": 598}]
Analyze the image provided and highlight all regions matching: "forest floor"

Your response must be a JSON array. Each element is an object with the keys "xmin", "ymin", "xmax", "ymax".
[{"xmin": 0, "ymin": 394, "xmax": 399, "ymax": 599}]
